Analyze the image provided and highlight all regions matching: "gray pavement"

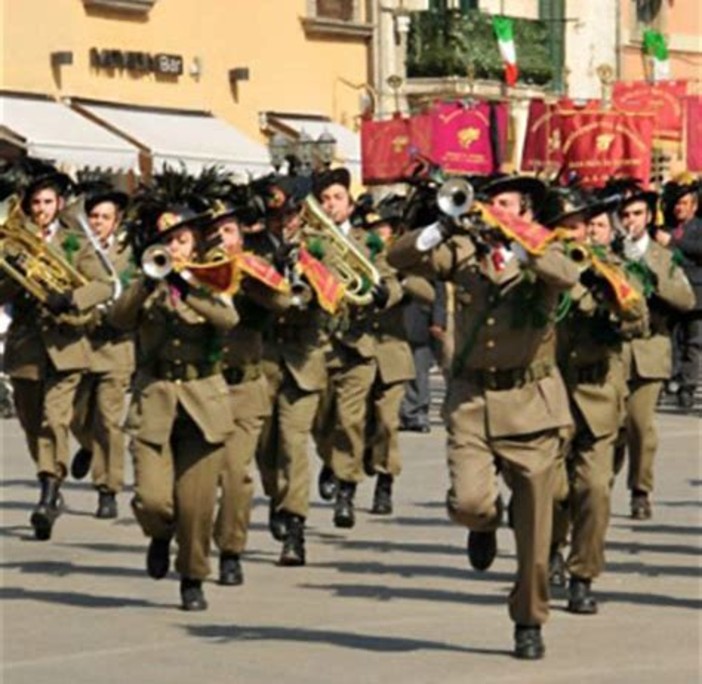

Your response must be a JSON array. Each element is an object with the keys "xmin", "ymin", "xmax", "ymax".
[{"xmin": 1, "ymin": 400, "xmax": 700, "ymax": 684}]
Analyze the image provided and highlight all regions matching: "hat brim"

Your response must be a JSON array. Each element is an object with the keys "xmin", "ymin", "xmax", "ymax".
[
  {"xmin": 21, "ymin": 172, "xmax": 73, "ymax": 214},
  {"xmin": 619, "ymin": 191, "xmax": 658, "ymax": 215},
  {"xmin": 544, "ymin": 197, "xmax": 618, "ymax": 228},
  {"xmin": 482, "ymin": 176, "xmax": 547, "ymax": 206},
  {"xmin": 148, "ymin": 210, "xmax": 211, "ymax": 245},
  {"xmin": 85, "ymin": 191, "xmax": 129, "ymax": 214},
  {"xmin": 313, "ymin": 168, "xmax": 351, "ymax": 197}
]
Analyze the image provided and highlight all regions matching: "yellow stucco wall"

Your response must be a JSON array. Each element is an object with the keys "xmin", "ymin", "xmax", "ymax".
[{"xmin": 1, "ymin": 0, "xmax": 371, "ymax": 141}]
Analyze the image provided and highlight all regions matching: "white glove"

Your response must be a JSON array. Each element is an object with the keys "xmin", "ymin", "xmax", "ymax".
[{"xmin": 415, "ymin": 222, "xmax": 445, "ymax": 252}]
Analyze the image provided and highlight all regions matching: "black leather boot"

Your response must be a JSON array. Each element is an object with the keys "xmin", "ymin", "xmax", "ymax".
[
  {"xmin": 269, "ymin": 501, "xmax": 289, "ymax": 542},
  {"xmin": 548, "ymin": 546, "xmax": 566, "ymax": 588},
  {"xmin": 279, "ymin": 514, "xmax": 305, "ymax": 566},
  {"xmin": 219, "ymin": 554, "xmax": 243, "ymax": 586},
  {"xmin": 96, "ymin": 489, "xmax": 118, "ymax": 519},
  {"xmin": 30, "ymin": 475, "xmax": 61, "ymax": 541},
  {"xmin": 146, "ymin": 536, "xmax": 171, "ymax": 579},
  {"xmin": 180, "ymin": 577, "xmax": 207, "ymax": 611},
  {"xmin": 370, "ymin": 474, "xmax": 393, "ymax": 515},
  {"xmin": 631, "ymin": 490, "xmax": 652, "ymax": 520},
  {"xmin": 317, "ymin": 466, "xmax": 338, "ymax": 502},
  {"xmin": 334, "ymin": 480, "xmax": 356, "ymax": 529},
  {"xmin": 567, "ymin": 576, "xmax": 598, "ymax": 614},
  {"xmin": 514, "ymin": 625, "xmax": 545, "ymax": 660},
  {"xmin": 70, "ymin": 447, "xmax": 93, "ymax": 480},
  {"xmin": 466, "ymin": 530, "xmax": 497, "ymax": 571}
]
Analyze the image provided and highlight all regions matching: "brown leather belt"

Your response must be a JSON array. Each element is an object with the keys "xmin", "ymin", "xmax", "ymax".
[
  {"xmin": 151, "ymin": 360, "xmax": 220, "ymax": 382},
  {"xmin": 464, "ymin": 362, "xmax": 553, "ymax": 391}
]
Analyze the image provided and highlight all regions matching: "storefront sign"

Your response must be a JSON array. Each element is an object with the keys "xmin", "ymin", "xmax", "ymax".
[{"xmin": 89, "ymin": 48, "xmax": 183, "ymax": 76}]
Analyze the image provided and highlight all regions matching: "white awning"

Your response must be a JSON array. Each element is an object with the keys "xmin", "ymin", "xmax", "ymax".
[
  {"xmin": 74, "ymin": 101, "xmax": 272, "ymax": 177},
  {"xmin": 0, "ymin": 93, "xmax": 139, "ymax": 171},
  {"xmin": 267, "ymin": 113, "xmax": 361, "ymax": 177}
]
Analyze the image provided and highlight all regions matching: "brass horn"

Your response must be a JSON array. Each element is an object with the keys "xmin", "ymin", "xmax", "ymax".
[
  {"xmin": 141, "ymin": 244, "xmax": 173, "ymax": 280},
  {"xmin": 437, "ymin": 178, "xmax": 474, "ymax": 218}
]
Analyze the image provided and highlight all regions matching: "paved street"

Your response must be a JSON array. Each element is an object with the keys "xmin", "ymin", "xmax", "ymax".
[{"xmin": 1, "ymin": 394, "xmax": 700, "ymax": 684}]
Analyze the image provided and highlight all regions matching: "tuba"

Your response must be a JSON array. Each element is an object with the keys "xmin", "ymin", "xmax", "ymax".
[
  {"xmin": 0, "ymin": 196, "xmax": 92, "ymax": 326},
  {"xmin": 299, "ymin": 195, "xmax": 380, "ymax": 307}
]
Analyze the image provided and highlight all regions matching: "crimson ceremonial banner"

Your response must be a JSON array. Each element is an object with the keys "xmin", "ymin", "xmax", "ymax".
[
  {"xmin": 685, "ymin": 96, "xmax": 702, "ymax": 172},
  {"xmin": 427, "ymin": 101, "xmax": 508, "ymax": 174},
  {"xmin": 297, "ymin": 247, "xmax": 345, "ymax": 315},
  {"xmin": 613, "ymin": 80, "xmax": 688, "ymax": 141},
  {"xmin": 360, "ymin": 114, "xmax": 416, "ymax": 185},
  {"xmin": 559, "ymin": 109, "xmax": 655, "ymax": 188},
  {"xmin": 521, "ymin": 100, "xmax": 563, "ymax": 173}
]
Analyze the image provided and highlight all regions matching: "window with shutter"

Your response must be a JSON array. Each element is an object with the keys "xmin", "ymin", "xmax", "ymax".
[{"xmin": 316, "ymin": 0, "xmax": 354, "ymax": 22}]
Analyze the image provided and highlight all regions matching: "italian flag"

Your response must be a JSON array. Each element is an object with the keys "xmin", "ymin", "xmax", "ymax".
[
  {"xmin": 493, "ymin": 15, "xmax": 518, "ymax": 86},
  {"xmin": 643, "ymin": 29, "xmax": 670, "ymax": 81}
]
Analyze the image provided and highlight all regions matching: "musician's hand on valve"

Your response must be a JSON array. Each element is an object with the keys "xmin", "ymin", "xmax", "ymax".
[
  {"xmin": 274, "ymin": 242, "xmax": 297, "ymax": 272},
  {"xmin": 44, "ymin": 292, "xmax": 74, "ymax": 316},
  {"xmin": 165, "ymin": 271, "xmax": 191, "ymax": 299}
]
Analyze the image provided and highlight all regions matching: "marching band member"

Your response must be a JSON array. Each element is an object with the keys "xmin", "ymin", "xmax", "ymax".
[
  {"xmin": 69, "ymin": 182, "xmax": 134, "ymax": 519},
  {"xmin": 543, "ymin": 188, "xmax": 648, "ymax": 613},
  {"xmin": 202, "ymin": 198, "xmax": 290, "ymax": 585},
  {"xmin": 616, "ymin": 188, "xmax": 695, "ymax": 519},
  {"xmin": 0, "ymin": 163, "xmax": 113, "ymax": 540},
  {"xmin": 313, "ymin": 168, "xmax": 404, "ymax": 529},
  {"xmin": 387, "ymin": 186, "xmax": 579, "ymax": 659},
  {"xmin": 110, "ymin": 200, "xmax": 239, "ymax": 611}
]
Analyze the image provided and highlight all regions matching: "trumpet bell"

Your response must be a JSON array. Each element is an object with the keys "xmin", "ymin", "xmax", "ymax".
[
  {"xmin": 437, "ymin": 178, "xmax": 474, "ymax": 218},
  {"xmin": 142, "ymin": 244, "xmax": 173, "ymax": 280}
]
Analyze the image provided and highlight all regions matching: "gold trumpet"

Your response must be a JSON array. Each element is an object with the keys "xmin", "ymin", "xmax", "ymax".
[
  {"xmin": 0, "ymin": 196, "xmax": 92, "ymax": 326},
  {"xmin": 299, "ymin": 195, "xmax": 380, "ymax": 307}
]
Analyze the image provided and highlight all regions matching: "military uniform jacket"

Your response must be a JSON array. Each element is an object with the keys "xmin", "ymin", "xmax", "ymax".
[
  {"xmin": 223, "ymin": 278, "xmax": 290, "ymax": 419},
  {"xmin": 0, "ymin": 222, "xmax": 114, "ymax": 379},
  {"xmin": 110, "ymin": 277, "xmax": 239, "ymax": 446},
  {"xmin": 388, "ymin": 230, "xmax": 579, "ymax": 438},
  {"xmin": 557, "ymin": 254, "xmax": 648, "ymax": 438},
  {"xmin": 329, "ymin": 227, "xmax": 404, "ymax": 362},
  {"xmin": 85, "ymin": 239, "xmax": 136, "ymax": 375},
  {"xmin": 368, "ymin": 271, "xmax": 417, "ymax": 385},
  {"xmin": 668, "ymin": 216, "xmax": 702, "ymax": 310},
  {"xmin": 628, "ymin": 239, "xmax": 695, "ymax": 380}
]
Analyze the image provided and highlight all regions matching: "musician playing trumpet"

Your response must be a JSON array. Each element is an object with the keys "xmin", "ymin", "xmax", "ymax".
[
  {"xmin": 387, "ymin": 173, "xmax": 579, "ymax": 660},
  {"xmin": 0, "ymin": 163, "xmax": 114, "ymax": 541},
  {"xmin": 109, "ymin": 199, "xmax": 239, "ymax": 611},
  {"xmin": 541, "ymin": 187, "xmax": 648, "ymax": 616}
]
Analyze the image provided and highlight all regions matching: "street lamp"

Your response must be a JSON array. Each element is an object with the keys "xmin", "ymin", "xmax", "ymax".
[
  {"xmin": 269, "ymin": 132, "xmax": 289, "ymax": 172},
  {"xmin": 267, "ymin": 129, "xmax": 337, "ymax": 176}
]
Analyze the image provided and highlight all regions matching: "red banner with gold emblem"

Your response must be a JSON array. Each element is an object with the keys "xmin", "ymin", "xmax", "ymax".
[
  {"xmin": 297, "ymin": 247, "xmax": 345, "ymax": 314},
  {"xmin": 360, "ymin": 114, "xmax": 414, "ymax": 185},
  {"xmin": 559, "ymin": 108, "xmax": 655, "ymax": 188},
  {"xmin": 613, "ymin": 80, "xmax": 688, "ymax": 141},
  {"xmin": 427, "ymin": 101, "xmax": 508, "ymax": 175},
  {"xmin": 521, "ymin": 99, "xmax": 563, "ymax": 173},
  {"xmin": 686, "ymin": 95, "xmax": 702, "ymax": 172}
]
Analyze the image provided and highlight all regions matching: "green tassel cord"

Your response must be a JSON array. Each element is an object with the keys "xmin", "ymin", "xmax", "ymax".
[
  {"xmin": 365, "ymin": 232, "xmax": 385, "ymax": 262},
  {"xmin": 624, "ymin": 260, "xmax": 656, "ymax": 298},
  {"xmin": 307, "ymin": 238, "xmax": 326, "ymax": 261},
  {"xmin": 61, "ymin": 233, "xmax": 81, "ymax": 266}
]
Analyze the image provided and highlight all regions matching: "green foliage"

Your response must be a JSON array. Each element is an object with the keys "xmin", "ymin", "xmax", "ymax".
[{"xmin": 407, "ymin": 9, "xmax": 555, "ymax": 86}]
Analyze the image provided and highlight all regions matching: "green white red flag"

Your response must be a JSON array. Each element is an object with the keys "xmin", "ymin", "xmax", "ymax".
[{"xmin": 493, "ymin": 16, "xmax": 518, "ymax": 86}]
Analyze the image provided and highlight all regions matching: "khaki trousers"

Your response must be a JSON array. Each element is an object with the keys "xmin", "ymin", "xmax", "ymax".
[
  {"xmin": 312, "ymin": 378, "xmax": 334, "ymax": 469},
  {"xmin": 329, "ymin": 355, "xmax": 377, "ymax": 483},
  {"xmin": 13, "ymin": 371, "xmax": 84, "ymax": 479},
  {"xmin": 71, "ymin": 371, "xmax": 130, "ymax": 493},
  {"xmin": 367, "ymin": 380, "xmax": 406, "ymax": 477},
  {"xmin": 257, "ymin": 359, "xmax": 284, "ymax": 499},
  {"xmin": 276, "ymin": 372, "xmax": 321, "ymax": 518},
  {"xmin": 214, "ymin": 413, "xmax": 264, "ymax": 555},
  {"xmin": 445, "ymin": 382, "xmax": 558, "ymax": 627},
  {"xmin": 626, "ymin": 379, "xmax": 663, "ymax": 494},
  {"xmin": 11, "ymin": 378, "xmax": 43, "ymax": 463},
  {"xmin": 131, "ymin": 412, "xmax": 224, "ymax": 580}
]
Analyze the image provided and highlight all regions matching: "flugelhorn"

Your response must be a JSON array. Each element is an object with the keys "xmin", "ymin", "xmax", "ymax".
[
  {"xmin": 141, "ymin": 244, "xmax": 173, "ymax": 280},
  {"xmin": 299, "ymin": 196, "xmax": 380, "ymax": 307}
]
